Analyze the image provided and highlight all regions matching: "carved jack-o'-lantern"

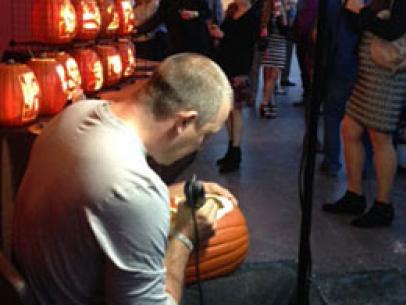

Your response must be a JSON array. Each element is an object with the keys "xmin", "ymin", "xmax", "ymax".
[
  {"xmin": 72, "ymin": 48, "xmax": 104, "ymax": 93},
  {"xmin": 115, "ymin": 39, "xmax": 136, "ymax": 78},
  {"xmin": 95, "ymin": 45, "xmax": 123, "ymax": 87},
  {"xmin": 0, "ymin": 61, "xmax": 40, "ymax": 126},
  {"xmin": 71, "ymin": 0, "xmax": 101, "ymax": 40},
  {"xmin": 170, "ymin": 195, "xmax": 249, "ymax": 285},
  {"xmin": 32, "ymin": 0, "xmax": 77, "ymax": 44},
  {"xmin": 28, "ymin": 58, "xmax": 69, "ymax": 116},
  {"xmin": 97, "ymin": 0, "xmax": 120, "ymax": 37},
  {"xmin": 115, "ymin": 0, "xmax": 135, "ymax": 35}
]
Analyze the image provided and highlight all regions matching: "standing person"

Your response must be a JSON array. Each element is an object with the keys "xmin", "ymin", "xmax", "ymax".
[
  {"xmin": 280, "ymin": 0, "xmax": 298, "ymax": 87},
  {"xmin": 138, "ymin": 0, "xmax": 214, "ymax": 57},
  {"xmin": 291, "ymin": 0, "xmax": 318, "ymax": 107},
  {"xmin": 209, "ymin": 0, "xmax": 260, "ymax": 173},
  {"xmin": 258, "ymin": 0, "xmax": 289, "ymax": 118},
  {"xmin": 319, "ymin": 0, "xmax": 364, "ymax": 176},
  {"xmin": 323, "ymin": 0, "xmax": 406, "ymax": 227},
  {"xmin": 13, "ymin": 54, "xmax": 236, "ymax": 305}
]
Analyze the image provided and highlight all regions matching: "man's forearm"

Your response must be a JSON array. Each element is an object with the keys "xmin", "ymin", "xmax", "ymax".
[{"xmin": 165, "ymin": 237, "xmax": 193, "ymax": 304}]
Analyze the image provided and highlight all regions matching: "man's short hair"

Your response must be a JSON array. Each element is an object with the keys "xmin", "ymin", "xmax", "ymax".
[{"xmin": 141, "ymin": 53, "xmax": 233, "ymax": 126}]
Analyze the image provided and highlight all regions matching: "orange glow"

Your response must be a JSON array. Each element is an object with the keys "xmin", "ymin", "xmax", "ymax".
[
  {"xmin": 19, "ymin": 72, "xmax": 40, "ymax": 122},
  {"xmin": 108, "ymin": 54, "xmax": 123, "ymax": 76},
  {"xmin": 107, "ymin": 4, "xmax": 120, "ymax": 31},
  {"xmin": 124, "ymin": 47, "xmax": 135, "ymax": 76},
  {"xmin": 92, "ymin": 61, "xmax": 103, "ymax": 90},
  {"xmin": 56, "ymin": 64, "xmax": 68, "ymax": 93},
  {"xmin": 60, "ymin": 2, "xmax": 77, "ymax": 36},
  {"xmin": 65, "ymin": 58, "xmax": 82, "ymax": 90},
  {"xmin": 83, "ymin": 2, "xmax": 101, "ymax": 30},
  {"xmin": 121, "ymin": 0, "xmax": 135, "ymax": 33}
]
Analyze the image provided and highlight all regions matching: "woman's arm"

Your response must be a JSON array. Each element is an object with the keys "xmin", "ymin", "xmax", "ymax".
[{"xmin": 359, "ymin": 0, "xmax": 406, "ymax": 40}]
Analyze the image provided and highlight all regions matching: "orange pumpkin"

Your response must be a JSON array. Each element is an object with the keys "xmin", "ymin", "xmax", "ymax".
[
  {"xmin": 71, "ymin": 0, "xmax": 101, "ymax": 40},
  {"xmin": 170, "ymin": 195, "xmax": 249, "ymax": 285},
  {"xmin": 0, "ymin": 61, "xmax": 40, "ymax": 126},
  {"xmin": 72, "ymin": 49, "xmax": 104, "ymax": 93},
  {"xmin": 32, "ymin": 0, "xmax": 77, "ymax": 44},
  {"xmin": 115, "ymin": 39, "xmax": 136, "ymax": 78},
  {"xmin": 27, "ymin": 58, "xmax": 69, "ymax": 116},
  {"xmin": 47, "ymin": 52, "xmax": 82, "ymax": 99},
  {"xmin": 97, "ymin": 0, "xmax": 120, "ymax": 37},
  {"xmin": 95, "ymin": 45, "xmax": 123, "ymax": 87},
  {"xmin": 115, "ymin": 0, "xmax": 135, "ymax": 36}
]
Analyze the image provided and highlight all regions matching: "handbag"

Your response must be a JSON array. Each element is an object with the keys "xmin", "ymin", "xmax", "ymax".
[{"xmin": 370, "ymin": 33, "xmax": 406, "ymax": 73}]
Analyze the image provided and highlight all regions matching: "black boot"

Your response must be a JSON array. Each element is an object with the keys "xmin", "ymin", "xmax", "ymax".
[
  {"xmin": 216, "ymin": 141, "xmax": 232, "ymax": 166},
  {"xmin": 351, "ymin": 201, "xmax": 394, "ymax": 228},
  {"xmin": 322, "ymin": 190, "xmax": 366, "ymax": 215},
  {"xmin": 219, "ymin": 147, "xmax": 241, "ymax": 173}
]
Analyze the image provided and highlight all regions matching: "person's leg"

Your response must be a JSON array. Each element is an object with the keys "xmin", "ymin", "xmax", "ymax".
[
  {"xmin": 342, "ymin": 115, "xmax": 366, "ymax": 195},
  {"xmin": 219, "ymin": 109, "xmax": 242, "ymax": 173},
  {"xmin": 350, "ymin": 128, "xmax": 395, "ymax": 228},
  {"xmin": 281, "ymin": 40, "xmax": 295, "ymax": 85},
  {"xmin": 259, "ymin": 67, "xmax": 279, "ymax": 118},
  {"xmin": 322, "ymin": 115, "xmax": 367, "ymax": 214},
  {"xmin": 216, "ymin": 115, "xmax": 233, "ymax": 165},
  {"xmin": 368, "ymin": 129, "xmax": 397, "ymax": 203}
]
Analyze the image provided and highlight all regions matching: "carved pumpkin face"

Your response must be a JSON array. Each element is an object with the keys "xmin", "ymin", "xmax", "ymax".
[
  {"xmin": 116, "ymin": 39, "xmax": 136, "ymax": 78},
  {"xmin": 72, "ymin": 49, "xmax": 104, "ymax": 93},
  {"xmin": 98, "ymin": 0, "xmax": 120, "ymax": 37},
  {"xmin": 32, "ymin": 0, "xmax": 77, "ymax": 44},
  {"xmin": 72, "ymin": 0, "xmax": 101, "ymax": 40},
  {"xmin": 95, "ymin": 45, "xmax": 123, "ymax": 87},
  {"xmin": 0, "ymin": 62, "xmax": 40, "ymax": 126},
  {"xmin": 116, "ymin": 0, "xmax": 135, "ymax": 35},
  {"xmin": 28, "ymin": 58, "xmax": 69, "ymax": 116},
  {"xmin": 49, "ymin": 52, "xmax": 82, "ymax": 93}
]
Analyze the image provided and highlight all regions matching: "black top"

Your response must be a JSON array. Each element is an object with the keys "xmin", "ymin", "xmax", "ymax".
[
  {"xmin": 217, "ymin": 7, "xmax": 259, "ymax": 77},
  {"xmin": 359, "ymin": 0, "xmax": 406, "ymax": 40},
  {"xmin": 140, "ymin": 0, "xmax": 214, "ymax": 56}
]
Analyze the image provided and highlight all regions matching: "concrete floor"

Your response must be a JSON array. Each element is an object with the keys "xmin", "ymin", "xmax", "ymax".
[{"xmin": 176, "ymin": 54, "xmax": 406, "ymax": 303}]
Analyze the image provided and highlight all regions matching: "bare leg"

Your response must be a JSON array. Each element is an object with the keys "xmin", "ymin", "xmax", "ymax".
[
  {"xmin": 341, "ymin": 115, "xmax": 366, "ymax": 195},
  {"xmin": 368, "ymin": 129, "xmax": 397, "ymax": 203},
  {"xmin": 260, "ymin": 67, "xmax": 280, "ymax": 106},
  {"xmin": 230, "ymin": 109, "xmax": 243, "ymax": 147}
]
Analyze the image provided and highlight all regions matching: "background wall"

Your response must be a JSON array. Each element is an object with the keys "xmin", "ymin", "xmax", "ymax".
[{"xmin": 0, "ymin": 1, "xmax": 12, "ymax": 57}]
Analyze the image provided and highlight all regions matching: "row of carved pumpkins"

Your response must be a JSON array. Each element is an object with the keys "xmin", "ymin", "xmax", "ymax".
[
  {"xmin": 33, "ymin": 0, "xmax": 135, "ymax": 44},
  {"xmin": 0, "ymin": 40, "xmax": 136, "ymax": 127}
]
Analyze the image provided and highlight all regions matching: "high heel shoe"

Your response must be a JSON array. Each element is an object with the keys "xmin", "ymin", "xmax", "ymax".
[{"xmin": 259, "ymin": 104, "xmax": 277, "ymax": 119}]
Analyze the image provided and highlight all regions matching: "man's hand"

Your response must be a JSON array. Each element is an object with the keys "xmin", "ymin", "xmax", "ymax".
[
  {"xmin": 179, "ymin": 9, "xmax": 199, "ymax": 20},
  {"xmin": 201, "ymin": 181, "xmax": 238, "ymax": 206}
]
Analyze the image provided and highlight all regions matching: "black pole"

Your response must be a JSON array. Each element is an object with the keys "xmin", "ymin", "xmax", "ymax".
[{"xmin": 293, "ymin": 0, "xmax": 328, "ymax": 304}]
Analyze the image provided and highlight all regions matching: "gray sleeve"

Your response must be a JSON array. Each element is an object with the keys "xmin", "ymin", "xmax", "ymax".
[{"xmin": 85, "ymin": 184, "xmax": 170, "ymax": 305}]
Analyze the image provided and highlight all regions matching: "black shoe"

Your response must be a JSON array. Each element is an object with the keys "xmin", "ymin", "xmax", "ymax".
[
  {"xmin": 281, "ymin": 80, "xmax": 296, "ymax": 87},
  {"xmin": 351, "ymin": 201, "xmax": 394, "ymax": 228},
  {"xmin": 219, "ymin": 147, "xmax": 241, "ymax": 173},
  {"xmin": 322, "ymin": 191, "xmax": 366, "ymax": 215},
  {"xmin": 216, "ymin": 141, "xmax": 232, "ymax": 166}
]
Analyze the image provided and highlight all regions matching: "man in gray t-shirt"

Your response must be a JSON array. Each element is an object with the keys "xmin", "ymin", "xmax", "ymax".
[{"xmin": 13, "ymin": 54, "xmax": 234, "ymax": 305}]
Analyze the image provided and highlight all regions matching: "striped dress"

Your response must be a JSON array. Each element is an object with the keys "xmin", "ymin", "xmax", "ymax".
[
  {"xmin": 346, "ymin": 32, "xmax": 406, "ymax": 133},
  {"xmin": 260, "ymin": 0, "xmax": 288, "ymax": 68}
]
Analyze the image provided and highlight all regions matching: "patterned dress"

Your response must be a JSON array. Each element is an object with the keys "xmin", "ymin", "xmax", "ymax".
[{"xmin": 346, "ymin": 32, "xmax": 406, "ymax": 133}]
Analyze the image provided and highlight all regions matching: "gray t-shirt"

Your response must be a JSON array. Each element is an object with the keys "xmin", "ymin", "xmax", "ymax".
[{"xmin": 13, "ymin": 100, "xmax": 171, "ymax": 305}]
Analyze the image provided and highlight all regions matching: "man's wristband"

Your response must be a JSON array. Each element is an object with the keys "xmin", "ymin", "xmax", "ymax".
[{"xmin": 171, "ymin": 232, "xmax": 194, "ymax": 251}]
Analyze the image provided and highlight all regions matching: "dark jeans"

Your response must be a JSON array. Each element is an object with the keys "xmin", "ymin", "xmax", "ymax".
[{"xmin": 322, "ymin": 77, "xmax": 372, "ymax": 172}]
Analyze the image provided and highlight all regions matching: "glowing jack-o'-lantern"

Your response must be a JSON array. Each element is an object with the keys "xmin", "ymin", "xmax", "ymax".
[
  {"xmin": 32, "ymin": 0, "xmax": 77, "ymax": 44},
  {"xmin": 115, "ymin": 0, "xmax": 135, "ymax": 35},
  {"xmin": 115, "ymin": 39, "xmax": 136, "ymax": 78},
  {"xmin": 47, "ymin": 52, "xmax": 83, "ymax": 100},
  {"xmin": 95, "ymin": 45, "xmax": 123, "ymax": 87},
  {"xmin": 170, "ymin": 195, "xmax": 249, "ymax": 284},
  {"xmin": 28, "ymin": 58, "xmax": 69, "ymax": 116},
  {"xmin": 97, "ymin": 0, "xmax": 120, "ymax": 37},
  {"xmin": 71, "ymin": 0, "xmax": 101, "ymax": 40},
  {"xmin": 0, "ymin": 61, "xmax": 40, "ymax": 126},
  {"xmin": 72, "ymin": 48, "xmax": 104, "ymax": 93}
]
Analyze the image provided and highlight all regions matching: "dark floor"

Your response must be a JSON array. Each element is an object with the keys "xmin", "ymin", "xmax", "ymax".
[{"xmin": 178, "ymin": 55, "xmax": 406, "ymax": 304}]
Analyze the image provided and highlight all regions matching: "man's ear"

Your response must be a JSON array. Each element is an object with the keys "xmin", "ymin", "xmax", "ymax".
[{"xmin": 174, "ymin": 110, "xmax": 198, "ymax": 134}]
